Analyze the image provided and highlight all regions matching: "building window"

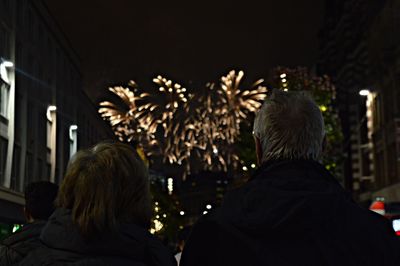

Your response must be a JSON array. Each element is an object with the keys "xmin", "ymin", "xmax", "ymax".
[
  {"xmin": 0, "ymin": 82, "xmax": 9, "ymax": 120},
  {"xmin": 25, "ymin": 152, "xmax": 33, "ymax": 186},
  {"xmin": 0, "ymin": 137, "xmax": 8, "ymax": 185},
  {"xmin": 11, "ymin": 145, "xmax": 21, "ymax": 191},
  {"xmin": 46, "ymin": 106, "xmax": 57, "ymax": 182}
]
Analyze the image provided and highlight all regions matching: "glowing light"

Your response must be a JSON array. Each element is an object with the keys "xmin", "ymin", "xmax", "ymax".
[
  {"xmin": 155, "ymin": 202, "xmax": 159, "ymax": 205},
  {"xmin": 393, "ymin": 219, "xmax": 400, "ymax": 232},
  {"xmin": 3, "ymin": 61, "xmax": 13, "ymax": 68},
  {"xmin": 46, "ymin": 106, "xmax": 57, "ymax": 122},
  {"xmin": 167, "ymin": 177, "xmax": 173, "ymax": 195},
  {"xmin": 180, "ymin": 211, "xmax": 185, "ymax": 216},
  {"xmin": 155, "ymin": 206, "xmax": 159, "ymax": 212},
  {"xmin": 156, "ymin": 215, "xmax": 160, "ymax": 219},
  {"xmin": 283, "ymin": 88, "xmax": 288, "ymax": 91},
  {"xmin": 203, "ymin": 211, "xmax": 208, "ymax": 215},
  {"xmin": 251, "ymin": 163, "xmax": 256, "ymax": 168},
  {"xmin": 163, "ymin": 214, "xmax": 167, "ymax": 218},
  {"xmin": 280, "ymin": 73, "xmax": 286, "ymax": 78},
  {"xmin": 69, "ymin": 125, "xmax": 78, "ymax": 140},
  {"xmin": 206, "ymin": 204, "xmax": 212, "ymax": 209},
  {"xmin": 153, "ymin": 219, "xmax": 163, "ymax": 232},
  {"xmin": 359, "ymin": 89, "xmax": 370, "ymax": 96},
  {"xmin": 281, "ymin": 79, "xmax": 287, "ymax": 83},
  {"xmin": 242, "ymin": 166, "xmax": 248, "ymax": 171},
  {"xmin": 12, "ymin": 224, "xmax": 20, "ymax": 233},
  {"xmin": 320, "ymin": 105, "xmax": 327, "ymax": 112}
]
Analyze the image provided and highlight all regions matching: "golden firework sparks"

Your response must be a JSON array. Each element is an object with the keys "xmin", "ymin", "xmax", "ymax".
[{"xmin": 98, "ymin": 71, "xmax": 268, "ymax": 178}]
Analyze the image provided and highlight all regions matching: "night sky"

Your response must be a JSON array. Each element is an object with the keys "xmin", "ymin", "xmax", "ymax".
[{"xmin": 44, "ymin": 0, "xmax": 324, "ymax": 100}]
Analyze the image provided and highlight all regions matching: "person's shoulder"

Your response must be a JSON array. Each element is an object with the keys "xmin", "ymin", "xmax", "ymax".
[
  {"xmin": 19, "ymin": 246, "xmax": 153, "ymax": 266},
  {"xmin": 0, "ymin": 223, "xmax": 46, "ymax": 265},
  {"xmin": 3, "ymin": 222, "xmax": 45, "ymax": 245},
  {"xmin": 342, "ymin": 200, "xmax": 400, "ymax": 246},
  {"xmin": 18, "ymin": 246, "xmax": 101, "ymax": 266},
  {"xmin": 345, "ymin": 201, "xmax": 390, "ymax": 228}
]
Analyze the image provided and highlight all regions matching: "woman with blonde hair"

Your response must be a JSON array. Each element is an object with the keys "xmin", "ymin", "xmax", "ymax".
[{"xmin": 20, "ymin": 141, "xmax": 176, "ymax": 266}]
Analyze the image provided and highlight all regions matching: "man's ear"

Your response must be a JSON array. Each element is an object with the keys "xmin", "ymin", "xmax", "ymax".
[{"xmin": 254, "ymin": 136, "xmax": 262, "ymax": 166}]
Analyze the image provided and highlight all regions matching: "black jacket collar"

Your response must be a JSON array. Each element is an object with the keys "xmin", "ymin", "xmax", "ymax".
[
  {"xmin": 251, "ymin": 159, "xmax": 341, "ymax": 186},
  {"xmin": 40, "ymin": 208, "xmax": 175, "ymax": 265}
]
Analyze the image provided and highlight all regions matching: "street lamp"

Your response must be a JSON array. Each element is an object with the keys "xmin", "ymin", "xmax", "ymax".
[
  {"xmin": 0, "ymin": 59, "xmax": 13, "ymax": 83},
  {"xmin": 359, "ymin": 89, "xmax": 370, "ymax": 96},
  {"xmin": 46, "ymin": 105, "xmax": 57, "ymax": 122},
  {"xmin": 167, "ymin": 177, "xmax": 173, "ymax": 195},
  {"xmin": 2, "ymin": 61, "xmax": 13, "ymax": 68},
  {"xmin": 69, "ymin": 125, "xmax": 78, "ymax": 140}
]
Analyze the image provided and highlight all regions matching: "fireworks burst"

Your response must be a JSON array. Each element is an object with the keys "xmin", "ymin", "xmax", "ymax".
[
  {"xmin": 217, "ymin": 70, "xmax": 267, "ymax": 144},
  {"xmin": 99, "ymin": 70, "xmax": 268, "ymax": 178},
  {"xmin": 98, "ymin": 82, "xmax": 157, "ymax": 154},
  {"xmin": 150, "ymin": 75, "xmax": 192, "ymax": 166}
]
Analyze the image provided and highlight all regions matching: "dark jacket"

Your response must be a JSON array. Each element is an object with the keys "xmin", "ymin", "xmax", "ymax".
[
  {"xmin": 18, "ymin": 208, "xmax": 177, "ymax": 266},
  {"xmin": 181, "ymin": 160, "xmax": 400, "ymax": 266},
  {"xmin": 0, "ymin": 221, "xmax": 46, "ymax": 266}
]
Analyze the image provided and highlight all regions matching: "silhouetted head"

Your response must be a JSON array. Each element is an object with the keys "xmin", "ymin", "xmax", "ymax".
[
  {"xmin": 253, "ymin": 90, "xmax": 325, "ymax": 164},
  {"xmin": 24, "ymin": 181, "xmax": 59, "ymax": 222},
  {"xmin": 56, "ymin": 141, "xmax": 152, "ymax": 238}
]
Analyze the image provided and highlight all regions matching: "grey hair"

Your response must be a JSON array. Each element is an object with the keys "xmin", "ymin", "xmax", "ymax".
[{"xmin": 253, "ymin": 90, "xmax": 325, "ymax": 163}]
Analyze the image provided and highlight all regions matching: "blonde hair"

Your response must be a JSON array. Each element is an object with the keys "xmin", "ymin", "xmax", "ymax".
[
  {"xmin": 253, "ymin": 90, "xmax": 325, "ymax": 163},
  {"xmin": 57, "ymin": 141, "xmax": 152, "ymax": 238}
]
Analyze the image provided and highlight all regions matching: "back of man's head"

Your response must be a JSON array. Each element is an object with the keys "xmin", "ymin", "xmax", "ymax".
[
  {"xmin": 24, "ymin": 181, "xmax": 58, "ymax": 221},
  {"xmin": 253, "ymin": 90, "xmax": 325, "ymax": 163}
]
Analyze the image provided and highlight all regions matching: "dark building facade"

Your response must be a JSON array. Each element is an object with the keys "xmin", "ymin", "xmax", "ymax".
[
  {"xmin": 0, "ymin": 0, "xmax": 114, "ymax": 225},
  {"xmin": 366, "ymin": 0, "xmax": 400, "ymax": 201},
  {"xmin": 318, "ymin": 0, "xmax": 400, "ymax": 202}
]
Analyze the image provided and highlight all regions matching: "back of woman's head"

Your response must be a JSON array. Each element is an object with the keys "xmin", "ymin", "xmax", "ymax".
[{"xmin": 57, "ymin": 141, "xmax": 152, "ymax": 238}]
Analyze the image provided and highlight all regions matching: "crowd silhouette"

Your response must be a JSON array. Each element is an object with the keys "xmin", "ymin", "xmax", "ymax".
[{"xmin": 1, "ymin": 91, "xmax": 399, "ymax": 266}]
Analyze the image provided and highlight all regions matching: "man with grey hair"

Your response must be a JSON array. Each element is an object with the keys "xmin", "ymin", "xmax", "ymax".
[
  {"xmin": 181, "ymin": 90, "xmax": 400, "ymax": 266},
  {"xmin": 253, "ymin": 90, "xmax": 325, "ymax": 163}
]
